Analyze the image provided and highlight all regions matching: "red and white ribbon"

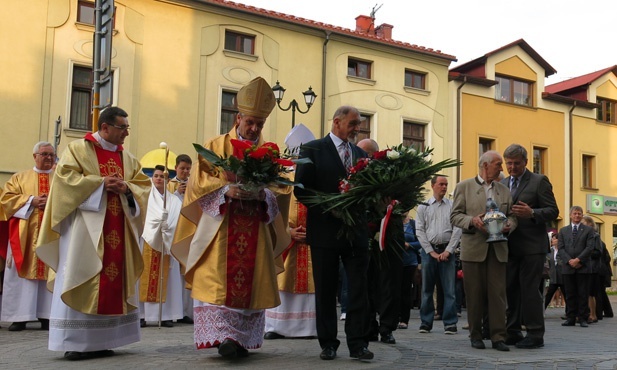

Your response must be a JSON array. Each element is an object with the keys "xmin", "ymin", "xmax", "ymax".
[{"xmin": 379, "ymin": 200, "xmax": 399, "ymax": 251}]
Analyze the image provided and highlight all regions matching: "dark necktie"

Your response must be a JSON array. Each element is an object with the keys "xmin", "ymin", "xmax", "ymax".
[
  {"xmin": 510, "ymin": 177, "xmax": 519, "ymax": 198},
  {"xmin": 342, "ymin": 142, "xmax": 351, "ymax": 169},
  {"xmin": 572, "ymin": 224, "xmax": 578, "ymax": 239}
]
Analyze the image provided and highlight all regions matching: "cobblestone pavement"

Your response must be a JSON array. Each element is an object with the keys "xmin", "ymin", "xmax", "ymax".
[{"xmin": 2, "ymin": 297, "xmax": 617, "ymax": 369}]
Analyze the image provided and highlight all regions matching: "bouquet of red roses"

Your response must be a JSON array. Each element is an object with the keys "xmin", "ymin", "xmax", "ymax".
[
  {"xmin": 301, "ymin": 144, "xmax": 459, "ymax": 240},
  {"xmin": 194, "ymin": 139, "xmax": 303, "ymax": 191}
]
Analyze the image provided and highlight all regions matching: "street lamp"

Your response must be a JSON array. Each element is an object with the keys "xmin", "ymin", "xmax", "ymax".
[{"xmin": 271, "ymin": 80, "xmax": 317, "ymax": 128}]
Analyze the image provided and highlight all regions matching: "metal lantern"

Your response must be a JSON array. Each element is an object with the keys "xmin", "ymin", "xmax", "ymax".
[{"xmin": 483, "ymin": 198, "xmax": 508, "ymax": 243}]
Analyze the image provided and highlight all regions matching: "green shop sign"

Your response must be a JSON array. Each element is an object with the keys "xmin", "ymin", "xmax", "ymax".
[{"xmin": 587, "ymin": 194, "xmax": 617, "ymax": 215}]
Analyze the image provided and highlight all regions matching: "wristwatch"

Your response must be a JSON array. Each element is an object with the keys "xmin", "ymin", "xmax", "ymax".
[{"xmin": 124, "ymin": 185, "xmax": 136, "ymax": 207}]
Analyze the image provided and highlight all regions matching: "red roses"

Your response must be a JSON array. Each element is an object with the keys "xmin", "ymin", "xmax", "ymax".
[{"xmin": 232, "ymin": 139, "xmax": 295, "ymax": 166}]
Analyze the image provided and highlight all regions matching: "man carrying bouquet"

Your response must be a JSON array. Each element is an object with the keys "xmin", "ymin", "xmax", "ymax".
[
  {"xmin": 295, "ymin": 106, "xmax": 374, "ymax": 361},
  {"xmin": 172, "ymin": 77, "xmax": 292, "ymax": 358}
]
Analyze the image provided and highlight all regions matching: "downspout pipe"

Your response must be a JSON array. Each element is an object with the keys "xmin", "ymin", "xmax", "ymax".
[
  {"xmin": 568, "ymin": 103, "xmax": 576, "ymax": 214},
  {"xmin": 456, "ymin": 77, "xmax": 467, "ymax": 184},
  {"xmin": 320, "ymin": 31, "xmax": 331, "ymax": 138}
]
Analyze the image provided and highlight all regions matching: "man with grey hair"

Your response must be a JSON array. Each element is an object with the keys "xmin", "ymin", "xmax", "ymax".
[
  {"xmin": 0, "ymin": 141, "xmax": 55, "ymax": 331},
  {"xmin": 451, "ymin": 150, "xmax": 517, "ymax": 352},
  {"xmin": 295, "ymin": 105, "xmax": 373, "ymax": 360},
  {"xmin": 501, "ymin": 144, "xmax": 558, "ymax": 349}
]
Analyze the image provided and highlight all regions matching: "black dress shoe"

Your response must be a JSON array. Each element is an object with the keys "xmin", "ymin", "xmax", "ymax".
[
  {"xmin": 8, "ymin": 322, "xmax": 27, "ymax": 331},
  {"xmin": 236, "ymin": 346, "xmax": 249, "ymax": 358},
  {"xmin": 177, "ymin": 316, "xmax": 194, "ymax": 324},
  {"xmin": 64, "ymin": 349, "xmax": 114, "ymax": 361},
  {"xmin": 161, "ymin": 320, "xmax": 174, "ymax": 328},
  {"xmin": 320, "ymin": 347, "xmax": 336, "ymax": 360},
  {"xmin": 88, "ymin": 350, "xmax": 114, "ymax": 359},
  {"xmin": 380, "ymin": 332, "xmax": 396, "ymax": 344},
  {"xmin": 579, "ymin": 320, "xmax": 589, "ymax": 327},
  {"xmin": 471, "ymin": 339, "xmax": 486, "ymax": 349},
  {"xmin": 264, "ymin": 331, "xmax": 285, "ymax": 340},
  {"xmin": 64, "ymin": 351, "xmax": 85, "ymax": 361},
  {"xmin": 218, "ymin": 339, "xmax": 239, "ymax": 358},
  {"xmin": 504, "ymin": 334, "xmax": 524, "ymax": 345},
  {"xmin": 39, "ymin": 318, "xmax": 49, "ymax": 331},
  {"xmin": 350, "ymin": 347, "xmax": 374, "ymax": 360},
  {"xmin": 492, "ymin": 341, "xmax": 510, "ymax": 352},
  {"xmin": 561, "ymin": 319, "xmax": 576, "ymax": 326},
  {"xmin": 515, "ymin": 337, "xmax": 544, "ymax": 349}
]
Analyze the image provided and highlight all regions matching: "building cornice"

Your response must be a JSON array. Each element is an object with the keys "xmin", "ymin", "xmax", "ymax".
[{"xmin": 158, "ymin": 0, "xmax": 457, "ymax": 64}]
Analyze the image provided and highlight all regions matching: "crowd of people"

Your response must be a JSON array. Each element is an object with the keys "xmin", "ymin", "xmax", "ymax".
[{"xmin": 0, "ymin": 76, "xmax": 614, "ymax": 363}]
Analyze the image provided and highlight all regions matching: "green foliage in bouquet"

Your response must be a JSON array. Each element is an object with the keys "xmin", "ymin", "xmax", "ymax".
[
  {"xmin": 193, "ymin": 139, "xmax": 308, "ymax": 190},
  {"xmin": 301, "ymin": 144, "xmax": 460, "ymax": 239}
]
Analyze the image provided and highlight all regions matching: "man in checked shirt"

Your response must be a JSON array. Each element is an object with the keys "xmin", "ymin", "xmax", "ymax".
[{"xmin": 415, "ymin": 175, "xmax": 462, "ymax": 335}]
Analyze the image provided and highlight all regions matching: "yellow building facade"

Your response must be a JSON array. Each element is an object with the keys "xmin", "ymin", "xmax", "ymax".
[
  {"xmin": 450, "ymin": 40, "xmax": 617, "ymax": 266},
  {"xmin": 0, "ymin": 0, "xmax": 456, "ymax": 185},
  {"xmin": 546, "ymin": 68, "xmax": 617, "ymax": 255}
]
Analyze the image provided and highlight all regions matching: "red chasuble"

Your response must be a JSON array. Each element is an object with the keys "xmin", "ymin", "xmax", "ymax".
[
  {"xmin": 8, "ymin": 172, "xmax": 49, "ymax": 280},
  {"xmin": 282, "ymin": 202, "xmax": 310, "ymax": 293},
  {"xmin": 224, "ymin": 199, "xmax": 266, "ymax": 308},
  {"xmin": 87, "ymin": 134, "xmax": 126, "ymax": 315}
]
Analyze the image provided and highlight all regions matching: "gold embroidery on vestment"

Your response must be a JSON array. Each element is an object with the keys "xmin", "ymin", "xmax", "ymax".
[
  {"xmin": 108, "ymin": 196, "xmax": 121, "ymax": 216},
  {"xmin": 105, "ymin": 230, "xmax": 121, "ymax": 249},
  {"xmin": 105, "ymin": 262, "xmax": 120, "ymax": 281},
  {"xmin": 100, "ymin": 158, "xmax": 124, "ymax": 178}
]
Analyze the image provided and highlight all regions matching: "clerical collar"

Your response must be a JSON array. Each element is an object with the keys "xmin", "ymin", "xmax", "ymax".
[
  {"xmin": 93, "ymin": 132, "xmax": 119, "ymax": 152},
  {"xmin": 33, "ymin": 167, "xmax": 53, "ymax": 174}
]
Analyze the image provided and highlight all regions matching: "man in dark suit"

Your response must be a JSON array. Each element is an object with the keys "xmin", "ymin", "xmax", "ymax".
[
  {"xmin": 451, "ymin": 150, "xmax": 517, "ymax": 352},
  {"xmin": 557, "ymin": 206, "xmax": 595, "ymax": 327},
  {"xmin": 295, "ymin": 106, "xmax": 373, "ymax": 361},
  {"xmin": 501, "ymin": 144, "xmax": 559, "ymax": 349}
]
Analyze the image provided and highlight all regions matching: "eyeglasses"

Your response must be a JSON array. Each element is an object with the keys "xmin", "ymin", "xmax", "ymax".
[
  {"xmin": 36, "ymin": 152, "xmax": 55, "ymax": 157},
  {"xmin": 108, "ymin": 123, "xmax": 131, "ymax": 131}
]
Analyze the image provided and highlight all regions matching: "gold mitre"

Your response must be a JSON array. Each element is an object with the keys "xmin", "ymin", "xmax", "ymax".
[{"xmin": 237, "ymin": 77, "xmax": 276, "ymax": 119}]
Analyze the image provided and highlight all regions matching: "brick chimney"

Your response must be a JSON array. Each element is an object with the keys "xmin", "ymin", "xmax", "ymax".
[
  {"xmin": 375, "ymin": 23, "xmax": 393, "ymax": 40},
  {"xmin": 355, "ymin": 15, "xmax": 374, "ymax": 34}
]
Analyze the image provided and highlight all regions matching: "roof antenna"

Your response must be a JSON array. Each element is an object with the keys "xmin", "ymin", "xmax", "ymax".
[{"xmin": 370, "ymin": 3, "xmax": 383, "ymax": 20}]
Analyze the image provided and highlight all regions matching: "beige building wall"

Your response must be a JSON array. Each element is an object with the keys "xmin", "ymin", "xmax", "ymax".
[{"xmin": 0, "ymin": 0, "xmax": 454, "ymax": 185}]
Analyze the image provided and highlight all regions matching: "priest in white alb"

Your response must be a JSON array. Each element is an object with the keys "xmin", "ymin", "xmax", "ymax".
[
  {"xmin": 1, "ymin": 141, "xmax": 55, "ymax": 332},
  {"xmin": 36, "ymin": 107, "xmax": 150, "ymax": 361},
  {"xmin": 139, "ymin": 165, "xmax": 183, "ymax": 327},
  {"xmin": 172, "ymin": 77, "xmax": 291, "ymax": 358}
]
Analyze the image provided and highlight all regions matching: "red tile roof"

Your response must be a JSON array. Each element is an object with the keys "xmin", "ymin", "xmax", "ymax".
[
  {"xmin": 545, "ymin": 66, "xmax": 617, "ymax": 94},
  {"xmin": 201, "ymin": 0, "xmax": 457, "ymax": 61}
]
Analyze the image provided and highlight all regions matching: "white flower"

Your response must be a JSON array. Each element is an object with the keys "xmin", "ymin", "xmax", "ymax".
[
  {"xmin": 406, "ymin": 147, "xmax": 417, "ymax": 155},
  {"xmin": 387, "ymin": 150, "xmax": 400, "ymax": 159}
]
